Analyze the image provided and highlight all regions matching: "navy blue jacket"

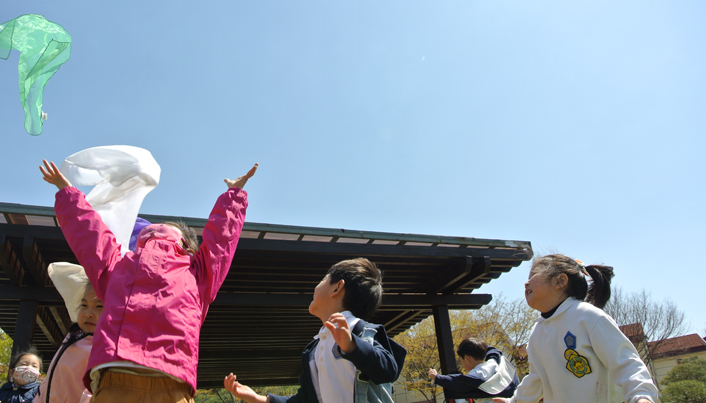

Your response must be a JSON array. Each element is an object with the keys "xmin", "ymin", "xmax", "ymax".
[
  {"xmin": 433, "ymin": 347, "xmax": 519, "ymax": 400},
  {"xmin": 0, "ymin": 381, "xmax": 40, "ymax": 403},
  {"xmin": 268, "ymin": 319, "xmax": 407, "ymax": 403}
]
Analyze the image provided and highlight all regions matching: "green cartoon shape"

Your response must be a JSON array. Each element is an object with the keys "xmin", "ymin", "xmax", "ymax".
[{"xmin": 0, "ymin": 14, "xmax": 71, "ymax": 135}]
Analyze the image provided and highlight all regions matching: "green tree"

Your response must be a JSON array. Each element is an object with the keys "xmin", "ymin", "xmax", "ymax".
[
  {"xmin": 660, "ymin": 357, "xmax": 706, "ymax": 403},
  {"xmin": 662, "ymin": 357, "xmax": 706, "ymax": 386},
  {"xmin": 195, "ymin": 385, "xmax": 299, "ymax": 403},
  {"xmin": 662, "ymin": 380, "xmax": 706, "ymax": 403},
  {"xmin": 0, "ymin": 329, "xmax": 13, "ymax": 382}
]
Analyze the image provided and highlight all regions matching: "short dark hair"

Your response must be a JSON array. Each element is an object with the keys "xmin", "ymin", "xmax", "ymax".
[
  {"xmin": 164, "ymin": 220, "xmax": 199, "ymax": 254},
  {"xmin": 457, "ymin": 338, "xmax": 487, "ymax": 361},
  {"xmin": 8, "ymin": 345, "xmax": 43, "ymax": 382},
  {"xmin": 326, "ymin": 258, "xmax": 382, "ymax": 320}
]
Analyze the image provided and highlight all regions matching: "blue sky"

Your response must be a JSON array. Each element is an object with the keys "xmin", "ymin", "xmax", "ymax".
[{"xmin": 2, "ymin": 1, "xmax": 705, "ymax": 334}]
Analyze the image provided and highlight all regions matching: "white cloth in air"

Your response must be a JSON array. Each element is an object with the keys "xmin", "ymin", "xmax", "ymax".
[{"xmin": 59, "ymin": 146, "xmax": 161, "ymax": 256}]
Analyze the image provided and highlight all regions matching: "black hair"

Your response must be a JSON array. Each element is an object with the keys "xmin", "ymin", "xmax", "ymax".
[
  {"xmin": 163, "ymin": 220, "xmax": 199, "ymax": 254},
  {"xmin": 532, "ymin": 254, "xmax": 614, "ymax": 309},
  {"xmin": 326, "ymin": 258, "xmax": 383, "ymax": 320},
  {"xmin": 7, "ymin": 345, "xmax": 43, "ymax": 382},
  {"xmin": 457, "ymin": 338, "xmax": 488, "ymax": 361}
]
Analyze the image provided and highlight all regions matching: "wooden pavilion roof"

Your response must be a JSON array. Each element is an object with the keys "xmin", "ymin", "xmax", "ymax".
[{"xmin": 0, "ymin": 201, "xmax": 532, "ymax": 388}]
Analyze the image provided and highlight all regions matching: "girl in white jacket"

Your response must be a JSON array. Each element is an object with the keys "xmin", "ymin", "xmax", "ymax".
[{"xmin": 493, "ymin": 254, "xmax": 658, "ymax": 403}]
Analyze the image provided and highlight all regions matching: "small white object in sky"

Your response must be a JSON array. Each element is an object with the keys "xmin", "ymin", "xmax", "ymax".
[{"xmin": 422, "ymin": 56, "xmax": 425, "ymax": 62}]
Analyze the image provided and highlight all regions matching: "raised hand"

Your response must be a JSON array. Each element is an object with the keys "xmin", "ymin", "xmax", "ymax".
[
  {"xmin": 324, "ymin": 312, "xmax": 356, "ymax": 354},
  {"xmin": 224, "ymin": 163, "xmax": 258, "ymax": 189},
  {"xmin": 39, "ymin": 160, "xmax": 72, "ymax": 190},
  {"xmin": 428, "ymin": 368, "xmax": 438, "ymax": 380},
  {"xmin": 223, "ymin": 373, "xmax": 268, "ymax": 403}
]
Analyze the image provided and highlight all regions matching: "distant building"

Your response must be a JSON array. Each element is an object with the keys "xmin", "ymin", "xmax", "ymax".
[{"xmin": 648, "ymin": 333, "xmax": 706, "ymax": 388}]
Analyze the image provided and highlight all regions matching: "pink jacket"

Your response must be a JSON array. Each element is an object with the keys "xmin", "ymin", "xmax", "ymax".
[
  {"xmin": 34, "ymin": 334, "xmax": 93, "ymax": 403},
  {"xmin": 54, "ymin": 187, "xmax": 248, "ymax": 393}
]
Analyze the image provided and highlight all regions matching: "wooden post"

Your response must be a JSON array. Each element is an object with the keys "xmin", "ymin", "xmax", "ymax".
[
  {"xmin": 433, "ymin": 304, "xmax": 458, "ymax": 375},
  {"xmin": 11, "ymin": 299, "xmax": 38, "ymax": 357}
]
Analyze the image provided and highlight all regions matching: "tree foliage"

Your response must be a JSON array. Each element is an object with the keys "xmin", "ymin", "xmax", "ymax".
[
  {"xmin": 660, "ymin": 357, "xmax": 706, "ymax": 403},
  {"xmin": 662, "ymin": 380, "xmax": 706, "ymax": 403},
  {"xmin": 0, "ymin": 329, "xmax": 13, "ymax": 382},
  {"xmin": 195, "ymin": 385, "xmax": 299, "ymax": 403},
  {"xmin": 393, "ymin": 295, "xmax": 537, "ymax": 403},
  {"xmin": 662, "ymin": 357, "xmax": 706, "ymax": 386},
  {"xmin": 604, "ymin": 288, "xmax": 688, "ymax": 366}
]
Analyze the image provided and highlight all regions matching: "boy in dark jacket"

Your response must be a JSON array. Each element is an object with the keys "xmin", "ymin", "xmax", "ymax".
[
  {"xmin": 429, "ymin": 338, "xmax": 518, "ymax": 402},
  {"xmin": 224, "ymin": 258, "xmax": 406, "ymax": 403}
]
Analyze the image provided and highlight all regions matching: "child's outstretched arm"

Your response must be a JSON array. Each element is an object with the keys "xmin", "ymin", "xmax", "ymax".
[
  {"xmin": 43, "ymin": 159, "xmax": 122, "ymax": 301},
  {"xmin": 40, "ymin": 160, "xmax": 72, "ymax": 190},
  {"xmin": 224, "ymin": 374, "xmax": 269, "ymax": 403},
  {"xmin": 195, "ymin": 163, "xmax": 258, "ymax": 306},
  {"xmin": 224, "ymin": 163, "xmax": 258, "ymax": 189}
]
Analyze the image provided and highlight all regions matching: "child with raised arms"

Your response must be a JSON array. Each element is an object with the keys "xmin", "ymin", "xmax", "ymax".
[
  {"xmin": 40, "ymin": 159, "xmax": 257, "ymax": 403},
  {"xmin": 492, "ymin": 254, "xmax": 658, "ymax": 403},
  {"xmin": 223, "ymin": 258, "xmax": 407, "ymax": 403}
]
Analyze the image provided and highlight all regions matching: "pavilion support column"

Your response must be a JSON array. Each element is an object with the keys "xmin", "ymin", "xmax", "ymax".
[
  {"xmin": 433, "ymin": 304, "xmax": 458, "ymax": 375},
  {"xmin": 11, "ymin": 299, "xmax": 38, "ymax": 357}
]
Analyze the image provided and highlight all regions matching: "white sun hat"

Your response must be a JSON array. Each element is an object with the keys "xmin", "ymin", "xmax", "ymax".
[{"xmin": 47, "ymin": 262, "xmax": 89, "ymax": 323}]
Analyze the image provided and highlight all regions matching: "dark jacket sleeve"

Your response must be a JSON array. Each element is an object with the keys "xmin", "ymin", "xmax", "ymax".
[
  {"xmin": 340, "ymin": 321, "xmax": 407, "ymax": 384},
  {"xmin": 268, "ymin": 340, "xmax": 319, "ymax": 403},
  {"xmin": 267, "ymin": 378, "xmax": 312, "ymax": 403},
  {"xmin": 433, "ymin": 373, "xmax": 486, "ymax": 393}
]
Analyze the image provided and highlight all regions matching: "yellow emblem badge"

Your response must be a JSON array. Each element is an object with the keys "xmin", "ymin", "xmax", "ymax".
[
  {"xmin": 563, "ymin": 331, "xmax": 592, "ymax": 378},
  {"xmin": 564, "ymin": 349, "xmax": 592, "ymax": 377}
]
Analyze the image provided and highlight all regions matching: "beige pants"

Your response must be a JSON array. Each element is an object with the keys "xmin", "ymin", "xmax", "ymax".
[{"xmin": 90, "ymin": 371, "xmax": 194, "ymax": 403}]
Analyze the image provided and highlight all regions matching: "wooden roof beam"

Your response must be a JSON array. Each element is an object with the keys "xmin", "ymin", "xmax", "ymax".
[
  {"xmin": 440, "ymin": 256, "xmax": 492, "ymax": 293},
  {"xmin": 0, "ymin": 235, "xmax": 25, "ymax": 285},
  {"xmin": 418, "ymin": 256, "xmax": 473, "ymax": 293},
  {"xmin": 2, "ymin": 286, "xmax": 491, "ymax": 310},
  {"xmin": 22, "ymin": 236, "xmax": 50, "ymax": 286}
]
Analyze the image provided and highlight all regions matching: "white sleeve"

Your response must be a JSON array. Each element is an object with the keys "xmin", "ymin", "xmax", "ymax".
[
  {"xmin": 589, "ymin": 315, "xmax": 658, "ymax": 403},
  {"xmin": 468, "ymin": 360, "xmax": 498, "ymax": 381},
  {"xmin": 507, "ymin": 359, "xmax": 542, "ymax": 403}
]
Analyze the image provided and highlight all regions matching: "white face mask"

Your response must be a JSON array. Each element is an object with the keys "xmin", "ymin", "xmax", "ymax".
[{"xmin": 12, "ymin": 365, "xmax": 40, "ymax": 384}]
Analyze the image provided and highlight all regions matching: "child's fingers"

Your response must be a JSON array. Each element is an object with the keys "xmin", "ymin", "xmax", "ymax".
[
  {"xmin": 224, "ymin": 373, "xmax": 236, "ymax": 391},
  {"xmin": 326, "ymin": 314, "xmax": 349, "ymax": 329},
  {"xmin": 323, "ymin": 321, "xmax": 336, "ymax": 332},
  {"xmin": 244, "ymin": 163, "xmax": 259, "ymax": 178}
]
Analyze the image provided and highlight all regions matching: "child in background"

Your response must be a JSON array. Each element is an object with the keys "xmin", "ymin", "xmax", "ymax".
[
  {"xmin": 428, "ymin": 337, "xmax": 518, "ymax": 402},
  {"xmin": 0, "ymin": 346, "xmax": 43, "ymax": 403},
  {"xmin": 40, "ymin": 160, "xmax": 257, "ymax": 403},
  {"xmin": 492, "ymin": 255, "xmax": 658, "ymax": 403},
  {"xmin": 224, "ymin": 258, "xmax": 407, "ymax": 403},
  {"xmin": 35, "ymin": 263, "xmax": 104, "ymax": 403}
]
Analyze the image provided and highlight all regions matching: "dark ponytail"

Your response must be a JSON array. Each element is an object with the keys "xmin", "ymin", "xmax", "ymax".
[{"xmin": 585, "ymin": 265, "xmax": 614, "ymax": 309}]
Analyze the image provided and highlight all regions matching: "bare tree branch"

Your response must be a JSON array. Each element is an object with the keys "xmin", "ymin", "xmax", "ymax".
[{"xmin": 604, "ymin": 287, "xmax": 690, "ymax": 389}]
